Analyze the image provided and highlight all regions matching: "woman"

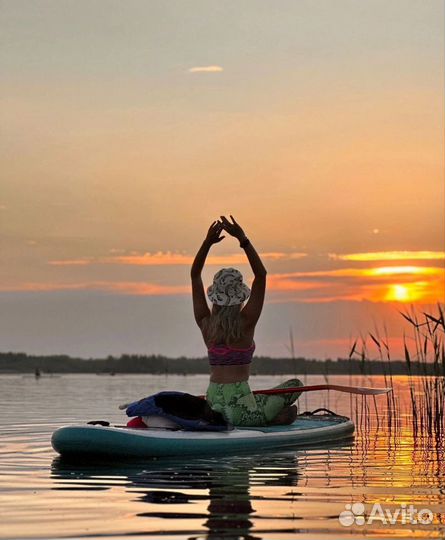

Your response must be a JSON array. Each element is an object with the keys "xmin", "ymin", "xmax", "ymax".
[{"xmin": 190, "ymin": 215, "xmax": 303, "ymax": 427}]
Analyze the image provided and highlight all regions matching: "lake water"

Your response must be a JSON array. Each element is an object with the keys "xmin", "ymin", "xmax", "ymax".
[{"xmin": 0, "ymin": 373, "xmax": 443, "ymax": 539}]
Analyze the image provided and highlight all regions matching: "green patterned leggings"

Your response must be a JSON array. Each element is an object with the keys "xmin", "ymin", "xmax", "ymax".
[{"xmin": 206, "ymin": 378, "xmax": 303, "ymax": 427}]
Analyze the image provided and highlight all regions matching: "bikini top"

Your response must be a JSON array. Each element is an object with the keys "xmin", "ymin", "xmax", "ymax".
[{"xmin": 208, "ymin": 341, "xmax": 255, "ymax": 366}]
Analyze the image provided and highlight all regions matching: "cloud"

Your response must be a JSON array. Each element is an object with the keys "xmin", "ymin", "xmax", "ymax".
[
  {"xmin": 188, "ymin": 65, "xmax": 224, "ymax": 73},
  {"xmin": 329, "ymin": 251, "xmax": 445, "ymax": 262},
  {"xmin": 3, "ymin": 261, "xmax": 444, "ymax": 304},
  {"xmin": 0, "ymin": 281, "xmax": 190, "ymax": 296},
  {"xmin": 48, "ymin": 259, "xmax": 92, "ymax": 266},
  {"xmin": 95, "ymin": 282, "xmax": 190, "ymax": 296},
  {"xmin": 48, "ymin": 251, "xmax": 307, "ymax": 266},
  {"xmin": 366, "ymin": 266, "xmax": 440, "ymax": 277},
  {"xmin": 272, "ymin": 266, "xmax": 442, "ymax": 280},
  {"xmin": 25, "ymin": 252, "xmax": 445, "ymax": 304},
  {"xmin": 0, "ymin": 282, "xmax": 90, "ymax": 292},
  {"xmin": 267, "ymin": 266, "xmax": 444, "ymax": 304}
]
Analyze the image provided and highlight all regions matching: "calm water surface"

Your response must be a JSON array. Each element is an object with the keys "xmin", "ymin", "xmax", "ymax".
[{"xmin": 0, "ymin": 374, "xmax": 443, "ymax": 539}]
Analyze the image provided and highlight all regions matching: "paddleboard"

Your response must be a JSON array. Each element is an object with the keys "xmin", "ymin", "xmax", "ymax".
[{"xmin": 51, "ymin": 414, "xmax": 354, "ymax": 458}]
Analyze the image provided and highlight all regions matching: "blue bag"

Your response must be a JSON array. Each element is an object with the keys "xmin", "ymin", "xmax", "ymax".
[{"xmin": 125, "ymin": 391, "xmax": 232, "ymax": 431}]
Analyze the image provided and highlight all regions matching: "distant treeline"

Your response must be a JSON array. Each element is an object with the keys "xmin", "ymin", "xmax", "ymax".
[{"xmin": 0, "ymin": 352, "xmax": 442, "ymax": 376}]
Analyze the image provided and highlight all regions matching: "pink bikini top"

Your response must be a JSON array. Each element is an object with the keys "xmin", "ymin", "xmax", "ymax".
[{"xmin": 208, "ymin": 341, "xmax": 255, "ymax": 366}]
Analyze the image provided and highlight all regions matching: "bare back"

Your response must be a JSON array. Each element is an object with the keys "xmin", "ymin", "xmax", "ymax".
[{"xmin": 201, "ymin": 313, "xmax": 256, "ymax": 383}]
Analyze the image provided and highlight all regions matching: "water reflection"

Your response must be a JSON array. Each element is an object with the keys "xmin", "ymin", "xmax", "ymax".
[
  {"xmin": 2, "ymin": 374, "xmax": 444, "ymax": 539},
  {"xmin": 51, "ymin": 441, "xmax": 350, "ymax": 540}
]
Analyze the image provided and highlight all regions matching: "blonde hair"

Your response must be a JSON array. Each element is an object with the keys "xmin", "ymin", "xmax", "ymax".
[{"xmin": 202, "ymin": 304, "xmax": 243, "ymax": 346}]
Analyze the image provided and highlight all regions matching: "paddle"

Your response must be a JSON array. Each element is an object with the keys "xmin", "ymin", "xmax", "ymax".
[
  {"xmin": 251, "ymin": 384, "xmax": 392, "ymax": 396},
  {"xmin": 119, "ymin": 385, "xmax": 392, "ymax": 409}
]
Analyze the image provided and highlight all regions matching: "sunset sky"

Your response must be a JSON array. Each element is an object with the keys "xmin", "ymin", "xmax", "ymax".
[{"xmin": 1, "ymin": 0, "xmax": 444, "ymax": 359}]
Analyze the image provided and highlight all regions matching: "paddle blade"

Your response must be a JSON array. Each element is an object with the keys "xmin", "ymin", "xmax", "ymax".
[{"xmin": 252, "ymin": 384, "xmax": 392, "ymax": 397}]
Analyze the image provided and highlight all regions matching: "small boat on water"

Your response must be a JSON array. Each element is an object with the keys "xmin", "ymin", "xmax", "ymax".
[{"xmin": 51, "ymin": 412, "xmax": 354, "ymax": 458}]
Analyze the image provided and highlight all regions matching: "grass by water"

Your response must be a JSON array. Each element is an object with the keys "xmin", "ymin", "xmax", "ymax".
[{"xmin": 345, "ymin": 304, "xmax": 444, "ymax": 452}]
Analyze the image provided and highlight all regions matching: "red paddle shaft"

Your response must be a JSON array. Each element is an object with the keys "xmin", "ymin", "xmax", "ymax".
[
  {"xmin": 118, "ymin": 384, "xmax": 393, "ymax": 409},
  {"xmin": 197, "ymin": 384, "xmax": 392, "ymax": 400},
  {"xmin": 252, "ymin": 384, "xmax": 392, "ymax": 396}
]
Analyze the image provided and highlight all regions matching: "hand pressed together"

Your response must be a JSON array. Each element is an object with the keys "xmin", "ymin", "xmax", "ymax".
[{"xmin": 220, "ymin": 215, "xmax": 246, "ymax": 241}]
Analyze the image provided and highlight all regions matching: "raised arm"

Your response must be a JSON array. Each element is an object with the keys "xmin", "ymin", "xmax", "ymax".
[
  {"xmin": 190, "ymin": 221, "xmax": 225, "ymax": 327},
  {"xmin": 220, "ymin": 215, "xmax": 267, "ymax": 328}
]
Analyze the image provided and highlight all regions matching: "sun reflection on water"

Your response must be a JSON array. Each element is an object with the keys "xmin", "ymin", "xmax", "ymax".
[{"xmin": 0, "ymin": 374, "xmax": 443, "ymax": 539}]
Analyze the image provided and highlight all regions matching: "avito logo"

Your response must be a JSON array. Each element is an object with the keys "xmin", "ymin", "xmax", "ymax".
[{"xmin": 339, "ymin": 502, "xmax": 433, "ymax": 526}]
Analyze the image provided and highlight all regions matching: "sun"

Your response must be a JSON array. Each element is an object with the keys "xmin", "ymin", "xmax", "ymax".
[
  {"xmin": 391, "ymin": 285, "xmax": 410, "ymax": 301},
  {"xmin": 385, "ymin": 283, "xmax": 426, "ymax": 302}
]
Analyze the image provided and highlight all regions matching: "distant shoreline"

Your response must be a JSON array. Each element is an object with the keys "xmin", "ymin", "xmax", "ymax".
[{"xmin": 0, "ymin": 352, "xmax": 442, "ymax": 376}]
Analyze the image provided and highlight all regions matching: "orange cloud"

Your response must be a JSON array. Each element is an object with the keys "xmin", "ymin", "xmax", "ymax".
[
  {"xmin": 329, "ymin": 251, "xmax": 445, "ymax": 262},
  {"xmin": 365, "ymin": 266, "xmax": 440, "ymax": 277},
  {"xmin": 188, "ymin": 65, "xmax": 224, "ymax": 73},
  {"xmin": 0, "ymin": 281, "xmax": 190, "ymax": 296},
  {"xmin": 48, "ymin": 251, "xmax": 307, "ymax": 266},
  {"xmin": 265, "ymin": 266, "xmax": 444, "ymax": 304},
  {"xmin": 95, "ymin": 282, "xmax": 190, "ymax": 296},
  {"xmin": 14, "ymin": 259, "xmax": 445, "ymax": 304},
  {"xmin": 267, "ymin": 275, "xmax": 331, "ymax": 292},
  {"xmin": 268, "ymin": 266, "xmax": 442, "ymax": 280},
  {"xmin": 104, "ymin": 253, "xmax": 193, "ymax": 266},
  {"xmin": 0, "ymin": 282, "xmax": 87, "ymax": 292},
  {"xmin": 48, "ymin": 259, "xmax": 92, "ymax": 266}
]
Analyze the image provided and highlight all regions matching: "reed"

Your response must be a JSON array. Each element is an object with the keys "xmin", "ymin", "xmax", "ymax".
[
  {"xmin": 349, "ymin": 304, "xmax": 444, "ymax": 446},
  {"xmin": 400, "ymin": 304, "xmax": 445, "ymax": 443}
]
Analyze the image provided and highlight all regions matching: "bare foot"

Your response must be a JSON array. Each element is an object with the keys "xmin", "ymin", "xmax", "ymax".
[{"xmin": 269, "ymin": 405, "xmax": 297, "ymax": 426}]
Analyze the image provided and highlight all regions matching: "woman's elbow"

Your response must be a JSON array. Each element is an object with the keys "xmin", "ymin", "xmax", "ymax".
[{"xmin": 255, "ymin": 269, "xmax": 267, "ymax": 279}]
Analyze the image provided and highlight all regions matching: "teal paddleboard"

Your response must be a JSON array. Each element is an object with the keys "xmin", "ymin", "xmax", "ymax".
[{"xmin": 51, "ymin": 415, "xmax": 354, "ymax": 458}]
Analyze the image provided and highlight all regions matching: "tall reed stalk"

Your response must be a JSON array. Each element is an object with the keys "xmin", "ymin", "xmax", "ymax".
[
  {"xmin": 349, "ymin": 304, "xmax": 444, "ymax": 446},
  {"xmin": 400, "ymin": 304, "xmax": 445, "ymax": 444}
]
